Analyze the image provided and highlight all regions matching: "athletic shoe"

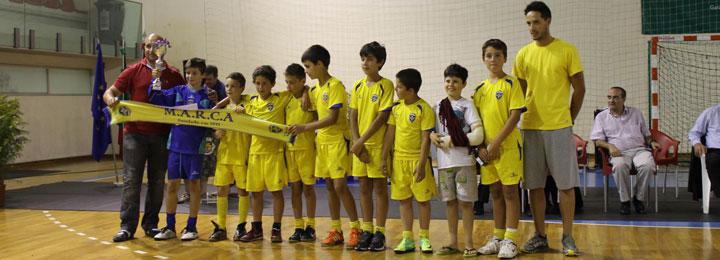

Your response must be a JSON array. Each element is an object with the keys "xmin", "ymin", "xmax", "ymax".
[
  {"xmin": 208, "ymin": 221, "xmax": 227, "ymax": 242},
  {"xmin": 145, "ymin": 228, "xmax": 162, "ymax": 238},
  {"xmin": 369, "ymin": 231, "xmax": 386, "ymax": 251},
  {"xmin": 520, "ymin": 232, "xmax": 548, "ymax": 254},
  {"xmin": 289, "ymin": 228, "xmax": 304, "ymax": 243},
  {"xmin": 393, "ymin": 236, "xmax": 415, "ymax": 254},
  {"xmin": 233, "ymin": 222, "xmax": 247, "ymax": 241},
  {"xmin": 498, "ymin": 238, "xmax": 518, "ymax": 259},
  {"xmin": 420, "ymin": 237, "xmax": 433, "ymax": 254},
  {"xmin": 153, "ymin": 227, "xmax": 177, "ymax": 241},
  {"xmin": 180, "ymin": 227, "xmax": 199, "ymax": 241},
  {"xmin": 478, "ymin": 236, "xmax": 502, "ymax": 255},
  {"xmin": 113, "ymin": 230, "xmax": 132, "ymax": 242},
  {"xmin": 321, "ymin": 228, "xmax": 344, "ymax": 246},
  {"xmin": 562, "ymin": 234, "xmax": 579, "ymax": 256},
  {"xmin": 355, "ymin": 230, "xmax": 373, "ymax": 251},
  {"xmin": 345, "ymin": 228, "xmax": 361, "ymax": 249},
  {"xmin": 301, "ymin": 226, "xmax": 316, "ymax": 242},
  {"xmin": 239, "ymin": 222, "xmax": 263, "ymax": 242},
  {"xmin": 178, "ymin": 193, "xmax": 190, "ymax": 204},
  {"xmin": 271, "ymin": 226, "xmax": 282, "ymax": 243}
]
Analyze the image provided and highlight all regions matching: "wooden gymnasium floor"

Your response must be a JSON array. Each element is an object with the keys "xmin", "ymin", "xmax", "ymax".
[{"xmin": 2, "ymin": 157, "xmax": 720, "ymax": 259}]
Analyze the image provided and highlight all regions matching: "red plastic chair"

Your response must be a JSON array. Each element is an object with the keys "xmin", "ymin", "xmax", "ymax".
[
  {"xmin": 574, "ymin": 134, "xmax": 589, "ymax": 196},
  {"xmin": 598, "ymin": 147, "xmax": 658, "ymax": 212},
  {"xmin": 650, "ymin": 129, "xmax": 681, "ymax": 198}
]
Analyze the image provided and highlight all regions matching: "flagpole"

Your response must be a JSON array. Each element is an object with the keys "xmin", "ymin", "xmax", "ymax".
[{"xmin": 109, "ymin": 32, "xmax": 127, "ymax": 187}]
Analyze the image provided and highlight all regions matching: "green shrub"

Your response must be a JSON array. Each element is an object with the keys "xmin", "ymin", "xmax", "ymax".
[{"xmin": 0, "ymin": 95, "xmax": 28, "ymax": 179}]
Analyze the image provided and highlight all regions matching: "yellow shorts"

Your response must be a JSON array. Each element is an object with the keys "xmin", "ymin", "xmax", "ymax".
[
  {"xmin": 214, "ymin": 163, "xmax": 247, "ymax": 189},
  {"xmin": 287, "ymin": 149, "xmax": 316, "ymax": 185},
  {"xmin": 352, "ymin": 147, "xmax": 388, "ymax": 178},
  {"xmin": 246, "ymin": 153, "xmax": 288, "ymax": 192},
  {"xmin": 315, "ymin": 141, "xmax": 351, "ymax": 179},
  {"xmin": 391, "ymin": 157, "xmax": 436, "ymax": 202},
  {"xmin": 481, "ymin": 146, "xmax": 524, "ymax": 185}
]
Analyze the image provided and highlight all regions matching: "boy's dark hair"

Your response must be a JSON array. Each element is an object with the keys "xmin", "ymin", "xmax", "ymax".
[
  {"xmin": 396, "ymin": 68, "xmax": 422, "ymax": 93},
  {"xmin": 524, "ymin": 1, "xmax": 551, "ymax": 19},
  {"xmin": 482, "ymin": 39, "xmax": 508, "ymax": 59},
  {"xmin": 444, "ymin": 63, "xmax": 469, "ymax": 83},
  {"xmin": 611, "ymin": 86, "xmax": 627, "ymax": 99},
  {"xmin": 206, "ymin": 65, "xmax": 219, "ymax": 77},
  {"xmin": 252, "ymin": 65, "xmax": 276, "ymax": 84},
  {"xmin": 185, "ymin": 57, "xmax": 207, "ymax": 74},
  {"xmin": 301, "ymin": 45, "xmax": 331, "ymax": 68},
  {"xmin": 284, "ymin": 63, "xmax": 306, "ymax": 80},
  {"xmin": 359, "ymin": 41, "xmax": 387, "ymax": 69},
  {"xmin": 226, "ymin": 72, "xmax": 246, "ymax": 87}
]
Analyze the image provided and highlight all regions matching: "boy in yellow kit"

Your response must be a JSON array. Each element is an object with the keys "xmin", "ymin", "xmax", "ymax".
[
  {"xmin": 349, "ymin": 41, "xmax": 394, "ymax": 251},
  {"xmin": 291, "ymin": 45, "xmax": 361, "ymax": 248},
  {"xmin": 380, "ymin": 68, "xmax": 436, "ymax": 254},
  {"xmin": 284, "ymin": 63, "xmax": 318, "ymax": 243},
  {"xmin": 474, "ymin": 39, "xmax": 526, "ymax": 259},
  {"xmin": 208, "ymin": 72, "xmax": 253, "ymax": 242}
]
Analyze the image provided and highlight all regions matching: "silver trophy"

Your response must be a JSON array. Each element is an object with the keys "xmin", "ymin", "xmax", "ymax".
[{"xmin": 151, "ymin": 39, "xmax": 170, "ymax": 90}]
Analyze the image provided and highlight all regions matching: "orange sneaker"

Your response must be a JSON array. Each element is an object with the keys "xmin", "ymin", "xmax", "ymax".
[
  {"xmin": 321, "ymin": 228, "xmax": 344, "ymax": 247},
  {"xmin": 345, "ymin": 228, "xmax": 361, "ymax": 249}
]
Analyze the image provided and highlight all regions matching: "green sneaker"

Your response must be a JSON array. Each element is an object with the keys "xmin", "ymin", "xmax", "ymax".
[
  {"xmin": 420, "ymin": 237, "xmax": 433, "ymax": 254},
  {"xmin": 393, "ymin": 236, "xmax": 415, "ymax": 254}
]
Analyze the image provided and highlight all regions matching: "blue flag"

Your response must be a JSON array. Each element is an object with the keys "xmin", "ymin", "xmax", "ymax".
[{"xmin": 91, "ymin": 44, "xmax": 111, "ymax": 161}]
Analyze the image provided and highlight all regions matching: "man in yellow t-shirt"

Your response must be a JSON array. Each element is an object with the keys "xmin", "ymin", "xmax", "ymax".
[{"xmin": 512, "ymin": 1, "xmax": 585, "ymax": 257}]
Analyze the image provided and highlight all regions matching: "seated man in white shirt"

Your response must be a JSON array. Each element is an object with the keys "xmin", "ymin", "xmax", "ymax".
[
  {"xmin": 689, "ymin": 105, "xmax": 720, "ymax": 197},
  {"xmin": 590, "ymin": 87, "xmax": 661, "ymax": 215}
]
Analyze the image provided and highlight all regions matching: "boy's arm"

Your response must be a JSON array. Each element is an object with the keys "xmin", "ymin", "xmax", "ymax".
[
  {"xmin": 147, "ymin": 86, "xmax": 177, "ymax": 106},
  {"xmin": 518, "ymin": 79, "xmax": 527, "ymax": 96},
  {"xmin": 380, "ymin": 124, "xmax": 395, "ymax": 177},
  {"xmin": 289, "ymin": 107, "xmax": 339, "ymax": 135},
  {"xmin": 569, "ymin": 72, "xmax": 586, "ymax": 123},
  {"xmin": 486, "ymin": 109, "xmax": 521, "ymax": 160},
  {"xmin": 415, "ymin": 130, "xmax": 431, "ymax": 182}
]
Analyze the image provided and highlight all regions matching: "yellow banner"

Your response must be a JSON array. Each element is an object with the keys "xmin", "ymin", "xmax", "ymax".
[{"xmin": 104, "ymin": 100, "xmax": 293, "ymax": 143}]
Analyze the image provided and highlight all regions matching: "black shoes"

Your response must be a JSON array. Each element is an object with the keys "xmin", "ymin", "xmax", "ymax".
[
  {"xmin": 301, "ymin": 226, "xmax": 316, "ymax": 242},
  {"xmin": 113, "ymin": 230, "xmax": 133, "ymax": 242},
  {"xmin": 145, "ymin": 228, "xmax": 161, "ymax": 238},
  {"xmin": 209, "ymin": 221, "xmax": 227, "ymax": 242},
  {"xmin": 356, "ymin": 231, "xmax": 373, "ymax": 251},
  {"xmin": 289, "ymin": 228, "xmax": 304, "ymax": 243},
  {"xmin": 233, "ymin": 222, "xmax": 247, "ymax": 241},
  {"xmin": 633, "ymin": 197, "xmax": 646, "ymax": 214},
  {"xmin": 620, "ymin": 201, "xmax": 631, "ymax": 215},
  {"xmin": 369, "ymin": 231, "xmax": 386, "ymax": 251}
]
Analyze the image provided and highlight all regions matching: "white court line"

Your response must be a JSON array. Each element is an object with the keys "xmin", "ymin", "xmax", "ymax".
[
  {"xmin": 59, "ymin": 225, "xmax": 67, "ymax": 228},
  {"xmin": 116, "ymin": 245, "xmax": 129, "ymax": 250},
  {"xmin": 154, "ymin": 256, "xmax": 169, "ymax": 259},
  {"xmin": 100, "ymin": 241, "xmax": 112, "ymax": 245},
  {"xmin": 134, "ymin": 250, "xmax": 147, "ymax": 254},
  {"xmin": 88, "ymin": 237, "xmax": 98, "ymax": 240},
  {"xmin": 45, "ymin": 214, "xmax": 51, "ymax": 217},
  {"xmin": 67, "ymin": 228, "xmax": 76, "ymax": 232},
  {"xmin": 76, "ymin": 233, "xmax": 86, "ymax": 236},
  {"xmin": 49, "ymin": 217, "xmax": 55, "ymax": 220},
  {"xmin": 53, "ymin": 221, "xmax": 61, "ymax": 224},
  {"xmin": 43, "ymin": 210, "xmax": 49, "ymax": 213}
]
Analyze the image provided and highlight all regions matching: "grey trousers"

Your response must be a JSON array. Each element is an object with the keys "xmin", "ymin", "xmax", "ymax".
[
  {"xmin": 610, "ymin": 147, "xmax": 655, "ymax": 202},
  {"xmin": 119, "ymin": 133, "xmax": 169, "ymax": 235}
]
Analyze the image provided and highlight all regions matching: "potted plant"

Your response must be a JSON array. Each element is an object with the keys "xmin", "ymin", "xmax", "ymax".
[{"xmin": 0, "ymin": 95, "xmax": 28, "ymax": 207}]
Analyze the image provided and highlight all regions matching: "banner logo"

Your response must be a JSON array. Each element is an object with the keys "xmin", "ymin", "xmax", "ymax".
[{"xmin": 119, "ymin": 106, "xmax": 131, "ymax": 116}]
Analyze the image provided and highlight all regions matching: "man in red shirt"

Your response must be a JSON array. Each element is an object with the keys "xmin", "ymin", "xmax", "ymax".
[{"xmin": 104, "ymin": 33, "xmax": 186, "ymax": 242}]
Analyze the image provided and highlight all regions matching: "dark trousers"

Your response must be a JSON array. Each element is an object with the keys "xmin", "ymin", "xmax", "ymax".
[
  {"xmin": 707, "ymin": 149, "xmax": 720, "ymax": 197},
  {"xmin": 119, "ymin": 133, "xmax": 169, "ymax": 235}
]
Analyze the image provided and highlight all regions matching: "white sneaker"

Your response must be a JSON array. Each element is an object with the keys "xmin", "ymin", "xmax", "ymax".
[
  {"xmin": 180, "ymin": 228, "xmax": 199, "ymax": 241},
  {"xmin": 153, "ymin": 227, "xmax": 177, "ymax": 240},
  {"xmin": 498, "ymin": 238, "xmax": 518, "ymax": 259},
  {"xmin": 479, "ymin": 236, "xmax": 502, "ymax": 255}
]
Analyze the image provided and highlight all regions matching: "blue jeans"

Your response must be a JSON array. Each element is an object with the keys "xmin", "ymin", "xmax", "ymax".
[{"xmin": 119, "ymin": 133, "xmax": 168, "ymax": 235}]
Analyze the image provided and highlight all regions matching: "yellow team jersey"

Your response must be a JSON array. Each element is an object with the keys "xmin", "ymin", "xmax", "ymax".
[
  {"xmin": 286, "ymin": 94, "xmax": 315, "ymax": 150},
  {"xmin": 349, "ymin": 77, "xmax": 394, "ymax": 148},
  {"xmin": 310, "ymin": 77, "xmax": 350, "ymax": 144},
  {"xmin": 248, "ymin": 91, "xmax": 292, "ymax": 154},
  {"xmin": 217, "ymin": 97, "xmax": 252, "ymax": 165},
  {"xmin": 388, "ymin": 98, "xmax": 435, "ymax": 159},
  {"xmin": 473, "ymin": 75, "xmax": 526, "ymax": 148},
  {"xmin": 512, "ymin": 38, "xmax": 583, "ymax": 130}
]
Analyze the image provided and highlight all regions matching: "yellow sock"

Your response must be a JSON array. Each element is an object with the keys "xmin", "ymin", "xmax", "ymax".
[
  {"xmin": 494, "ymin": 228, "xmax": 506, "ymax": 240},
  {"xmin": 402, "ymin": 230, "xmax": 414, "ymax": 239},
  {"xmin": 307, "ymin": 218, "xmax": 315, "ymax": 228},
  {"xmin": 376, "ymin": 226, "xmax": 385, "ymax": 234},
  {"xmin": 505, "ymin": 228, "xmax": 519, "ymax": 244},
  {"xmin": 216, "ymin": 196, "xmax": 228, "ymax": 229},
  {"xmin": 294, "ymin": 218, "xmax": 305, "ymax": 229},
  {"xmin": 238, "ymin": 195, "xmax": 249, "ymax": 224},
  {"xmin": 419, "ymin": 229, "xmax": 429, "ymax": 239},
  {"xmin": 362, "ymin": 222, "xmax": 373, "ymax": 232},
  {"xmin": 331, "ymin": 219, "xmax": 342, "ymax": 231},
  {"xmin": 349, "ymin": 220, "xmax": 360, "ymax": 230}
]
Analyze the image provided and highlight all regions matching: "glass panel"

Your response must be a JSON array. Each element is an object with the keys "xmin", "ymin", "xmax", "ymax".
[
  {"xmin": 0, "ymin": 1, "xmax": 26, "ymax": 47},
  {"xmin": 0, "ymin": 65, "xmax": 47, "ymax": 94},
  {"xmin": 48, "ymin": 68, "xmax": 91, "ymax": 95}
]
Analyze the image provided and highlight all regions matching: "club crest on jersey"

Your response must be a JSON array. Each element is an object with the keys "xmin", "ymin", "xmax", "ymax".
[
  {"xmin": 119, "ymin": 105, "xmax": 131, "ymax": 116},
  {"xmin": 409, "ymin": 113, "xmax": 416, "ymax": 123},
  {"xmin": 267, "ymin": 103, "xmax": 274, "ymax": 111},
  {"xmin": 371, "ymin": 94, "xmax": 379, "ymax": 103},
  {"xmin": 496, "ymin": 90, "xmax": 503, "ymax": 100},
  {"xmin": 323, "ymin": 92, "xmax": 329, "ymax": 102}
]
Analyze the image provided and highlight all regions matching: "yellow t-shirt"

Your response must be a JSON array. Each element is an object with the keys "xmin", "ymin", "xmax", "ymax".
[
  {"xmin": 349, "ymin": 77, "xmax": 394, "ymax": 148},
  {"xmin": 388, "ymin": 98, "xmax": 435, "ymax": 160},
  {"xmin": 248, "ymin": 91, "xmax": 292, "ymax": 154},
  {"xmin": 310, "ymin": 77, "xmax": 350, "ymax": 144},
  {"xmin": 286, "ymin": 94, "xmax": 315, "ymax": 150},
  {"xmin": 512, "ymin": 38, "xmax": 583, "ymax": 130},
  {"xmin": 216, "ymin": 98, "xmax": 253, "ymax": 165},
  {"xmin": 473, "ymin": 75, "xmax": 526, "ymax": 148}
]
